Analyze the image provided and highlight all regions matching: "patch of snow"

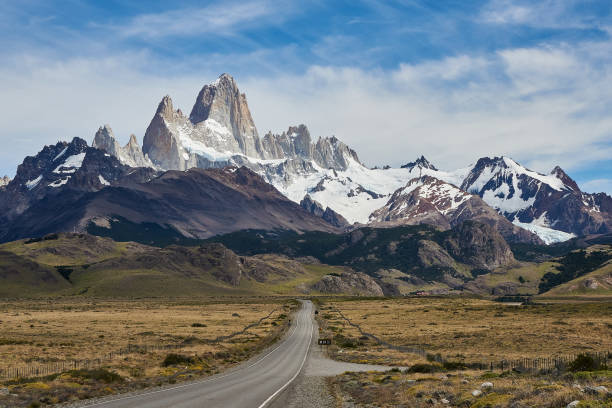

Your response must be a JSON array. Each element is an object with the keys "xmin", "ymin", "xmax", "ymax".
[
  {"xmin": 98, "ymin": 175, "xmax": 110, "ymax": 186},
  {"xmin": 183, "ymin": 152, "xmax": 190, "ymax": 161},
  {"xmin": 53, "ymin": 152, "xmax": 86, "ymax": 173},
  {"xmin": 25, "ymin": 175, "xmax": 42, "ymax": 190},
  {"xmin": 512, "ymin": 220, "xmax": 575, "ymax": 244},
  {"xmin": 481, "ymin": 173, "xmax": 536, "ymax": 213},
  {"xmin": 503, "ymin": 157, "xmax": 567, "ymax": 191},
  {"xmin": 418, "ymin": 180, "xmax": 471, "ymax": 214},
  {"xmin": 465, "ymin": 165, "xmax": 496, "ymax": 194},
  {"xmin": 49, "ymin": 177, "xmax": 69, "ymax": 188},
  {"xmin": 53, "ymin": 147, "xmax": 68, "ymax": 161},
  {"xmin": 269, "ymin": 157, "xmax": 474, "ymax": 224},
  {"xmin": 203, "ymin": 118, "xmax": 232, "ymax": 141}
]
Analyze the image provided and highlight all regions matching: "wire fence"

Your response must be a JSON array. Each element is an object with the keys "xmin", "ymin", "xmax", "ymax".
[{"xmin": 0, "ymin": 343, "xmax": 183, "ymax": 380}]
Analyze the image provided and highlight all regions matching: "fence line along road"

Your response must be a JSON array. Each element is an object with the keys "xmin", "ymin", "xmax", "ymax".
[
  {"xmin": 327, "ymin": 305, "xmax": 611, "ymax": 374},
  {"xmin": 0, "ymin": 307, "xmax": 285, "ymax": 380}
]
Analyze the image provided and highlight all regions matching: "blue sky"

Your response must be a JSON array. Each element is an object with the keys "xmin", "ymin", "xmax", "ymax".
[{"xmin": 1, "ymin": 0, "xmax": 612, "ymax": 193}]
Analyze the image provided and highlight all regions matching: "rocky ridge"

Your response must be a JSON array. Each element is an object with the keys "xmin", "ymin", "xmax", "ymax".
[
  {"xmin": 369, "ymin": 176, "xmax": 543, "ymax": 244},
  {"xmin": 93, "ymin": 125, "xmax": 154, "ymax": 168}
]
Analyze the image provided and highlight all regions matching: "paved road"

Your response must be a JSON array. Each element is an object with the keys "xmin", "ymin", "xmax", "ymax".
[{"xmin": 82, "ymin": 301, "xmax": 314, "ymax": 408}]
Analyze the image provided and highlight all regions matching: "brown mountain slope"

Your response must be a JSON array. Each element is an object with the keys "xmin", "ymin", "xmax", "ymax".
[{"xmin": 1, "ymin": 166, "xmax": 337, "ymax": 243}]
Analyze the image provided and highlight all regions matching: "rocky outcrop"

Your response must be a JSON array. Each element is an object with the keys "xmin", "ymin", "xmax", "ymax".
[
  {"xmin": 312, "ymin": 271, "xmax": 384, "ymax": 296},
  {"xmin": 93, "ymin": 125, "xmax": 154, "ymax": 168},
  {"xmin": 142, "ymin": 96, "xmax": 189, "ymax": 170},
  {"xmin": 443, "ymin": 221, "xmax": 515, "ymax": 270},
  {"xmin": 417, "ymin": 240, "xmax": 457, "ymax": 269},
  {"xmin": 0, "ymin": 176, "xmax": 10, "ymax": 188},
  {"xmin": 401, "ymin": 155, "xmax": 438, "ymax": 171},
  {"xmin": 300, "ymin": 194, "xmax": 349, "ymax": 228},
  {"xmin": 189, "ymin": 73, "xmax": 262, "ymax": 158}
]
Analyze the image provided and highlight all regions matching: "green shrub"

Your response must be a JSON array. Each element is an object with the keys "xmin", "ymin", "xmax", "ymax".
[
  {"xmin": 406, "ymin": 363, "xmax": 441, "ymax": 373},
  {"xmin": 191, "ymin": 323, "xmax": 206, "ymax": 327},
  {"xmin": 162, "ymin": 354, "xmax": 194, "ymax": 367},
  {"xmin": 568, "ymin": 354, "xmax": 607, "ymax": 372},
  {"xmin": 443, "ymin": 361, "xmax": 468, "ymax": 370},
  {"xmin": 426, "ymin": 353, "xmax": 442, "ymax": 362},
  {"xmin": 67, "ymin": 369, "xmax": 122, "ymax": 383}
]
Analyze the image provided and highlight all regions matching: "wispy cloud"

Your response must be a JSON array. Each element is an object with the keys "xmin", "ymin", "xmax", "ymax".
[
  {"xmin": 118, "ymin": 1, "xmax": 290, "ymax": 39},
  {"xmin": 479, "ymin": 0, "xmax": 612, "ymax": 29},
  {"xmin": 1, "ymin": 1, "xmax": 612, "ymax": 195},
  {"xmin": 582, "ymin": 178, "xmax": 612, "ymax": 194}
]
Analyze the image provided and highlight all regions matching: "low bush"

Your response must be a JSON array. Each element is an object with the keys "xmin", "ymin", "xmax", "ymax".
[
  {"xmin": 442, "ymin": 361, "xmax": 468, "ymax": 370},
  {"xmin": 405, "ymin": 363, "xmax": 442, "ymax": 373},
  {"xmin": 161, "ymin": 354, "xmax": 194, "ymax": 367},
  {"xmin": 426, "ymin": 353, "xmax": 442, "ymax": 362},
  {"xmin": 190, "ymin": 323, "xmax": 206, "ymax": 327},
  {"xmin": 568, "ymin": 354, "xmax": 607, "ymax": 372},
  {"xmin": 67, "ymin": 369, "xmax": 122, "ymax": 383}
]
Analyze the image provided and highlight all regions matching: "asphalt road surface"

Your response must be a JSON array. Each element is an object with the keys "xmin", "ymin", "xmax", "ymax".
[{"xmin": 82, "ymin": 301, "xmax": 314, "ymax": 408}]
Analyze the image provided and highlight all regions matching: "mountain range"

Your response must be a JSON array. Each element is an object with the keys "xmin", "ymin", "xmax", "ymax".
[{"xmin": 1, "ymin": 73, "xmax": 611, "ymax": 247}]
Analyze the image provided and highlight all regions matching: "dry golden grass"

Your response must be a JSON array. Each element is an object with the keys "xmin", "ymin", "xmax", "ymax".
[
  {"xmin": 319, "ymin": 298, "xmax": 612, "ymax": 363},
  {"xmin": 0, "ymin": 298, "xmax": 294, "ymax": 407}
]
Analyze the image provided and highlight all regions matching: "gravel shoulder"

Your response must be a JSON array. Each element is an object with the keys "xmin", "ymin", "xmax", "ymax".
[{"xmin": 272, "ymin": 317, "xmax": 404, "ymax": 408}]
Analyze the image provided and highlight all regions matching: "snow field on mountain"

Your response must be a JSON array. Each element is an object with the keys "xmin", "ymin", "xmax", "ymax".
[{"xmin": 512, "ymin": 220, "xmax": 575, "ymax": 244}]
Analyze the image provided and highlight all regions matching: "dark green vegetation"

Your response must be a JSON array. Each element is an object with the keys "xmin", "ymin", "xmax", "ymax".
[
  {"xmin": 510, "ymin": 240, "xmax": 581, "ymax": 262},
  {"xmin": 87, "ymin": 216, "xmax": 199, "ymax": 247},
  {"xmin": 208, "ymin": 222, "xmax": 511, "ymax": 284},
  {"xmin": 539, "ymin": 250, "xmax": 612, "ymax": 293},
  {"xmin": 568, "ymin": 354, "xmax": 609, "ymax": 372},
  {"xmin": 162, "ymin": 354, "xmax": 195, "ymax": 367}
]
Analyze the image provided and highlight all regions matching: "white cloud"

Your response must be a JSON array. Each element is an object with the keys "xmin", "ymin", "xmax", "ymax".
[
  {"xmin": 581, "ymin": 179, "xmax": 612, "ymax": 194},
  {"xmin": 481, "ymin": 3, "xmax": 533, "ymax": 24},
  {"xmin": 479, "ymin": 0, "xmax": 589, "ymax": 28},
  {"xmin": 118, "ymin": 1, "xmax": 287, "ymax": 39},
  {"xmin": 1, "ymin": 40, "xmax": 612, "ymax": 194}
]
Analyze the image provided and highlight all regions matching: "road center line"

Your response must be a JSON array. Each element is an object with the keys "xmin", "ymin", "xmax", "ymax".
[{"xmin": 256, "ymin": 303, "xmax": 314, "ymax": 408}]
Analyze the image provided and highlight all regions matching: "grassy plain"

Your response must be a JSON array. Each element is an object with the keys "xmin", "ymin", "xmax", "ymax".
[
  {"xmin": 318, "ymin": 297, "xmax": 612, "ymax": 363},
  {"xmin": 0, "ymin": 298, "xmax": 295, "ymax": 407},
  {"xmin": 317, "ymin": 297, "xmax": 612, "ymax": 407}
]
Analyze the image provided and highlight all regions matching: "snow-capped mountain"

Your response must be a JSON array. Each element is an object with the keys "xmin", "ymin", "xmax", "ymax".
[
  {"xmin": 19, "ymin": 73, "xmax": 609, "ymax": 245},
  {"xmin": 140, "ymin": 74, "xmax": 360, "ymax": 174},
  {"xmin": 460, "ymin": 156, "xmax": 612, "ymax": 242},
  {"xmin": 369, "ymin": 176, "xmax": 542, "ymax": 244},
  {"xmin": 0, "ymin": 137, "xmax": 135, "ymax": 221},
  {"xmin": 0, "ymin": 136, "xmax": 336, "ymax": 242}
]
